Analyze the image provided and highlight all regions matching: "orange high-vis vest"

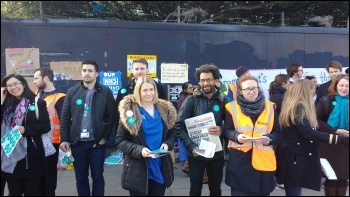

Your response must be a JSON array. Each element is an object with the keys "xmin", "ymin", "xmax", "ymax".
[
  {"xmin": 225, "ymin": 100, "xmax": 276, "ymax": 171},
  {"xmin": 38, "ymin": 92, "xmax": 66, "ymax": 144},
  {"xmin": 228, "ymin": 83, "xmax": 237, "ymax": 101}
]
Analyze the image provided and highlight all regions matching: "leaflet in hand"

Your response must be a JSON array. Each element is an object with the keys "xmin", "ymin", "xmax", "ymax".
[
  {"xmin": 149, "ymin": 149, "xmax": 170, "ymax": 159},
  {"xmin": 244, "ymin": 136, "xmax": 271, "ymax": 142},
  {"xmin": 194, "ymin": 139, "xmax": 216, "ymax": 158},
  {"xmin": 185, "ymin": 112, "xmax": 222, "ymax": 152}
]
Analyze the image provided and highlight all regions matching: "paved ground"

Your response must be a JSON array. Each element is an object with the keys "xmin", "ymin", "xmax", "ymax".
[{"xmin": 3, "ymin": 146, "xmax": 348, "ymax": 196}]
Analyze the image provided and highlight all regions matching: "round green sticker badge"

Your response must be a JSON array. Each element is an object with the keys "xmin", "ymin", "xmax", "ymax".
[{"xmin": 213, "ymin": 105, "xmax": 220, "ymax": 112}]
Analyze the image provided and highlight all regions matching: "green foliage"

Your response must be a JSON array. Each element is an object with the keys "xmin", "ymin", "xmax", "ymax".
[{"xmin": 1, "ymin": 1, "xmax": 349, "ymax": 27}]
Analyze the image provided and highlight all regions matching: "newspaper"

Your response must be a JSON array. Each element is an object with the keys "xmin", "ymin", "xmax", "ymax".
[
  {"xmin": 185, "ymin": 112, "xmax": 223, "ymax": 153},
  {"xmin": 320, "ymin": 158, "xmax": 337, "ymax": 180}
]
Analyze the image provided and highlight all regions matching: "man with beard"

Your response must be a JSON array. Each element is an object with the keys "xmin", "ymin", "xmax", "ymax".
[
  {"xmin": 175, "ymin": 64, "xmax": 228, "ymax": 196},
  {"xmin": 59, "ymin": 60, "xmax": 116, "ymax": 196},
  {"xmin": 115, "ymin": 58, "xmax": 166, "ymax": 129},
  {"xmin": 33, "ymin": 67, "xmax": 66, "ymax": 196}
]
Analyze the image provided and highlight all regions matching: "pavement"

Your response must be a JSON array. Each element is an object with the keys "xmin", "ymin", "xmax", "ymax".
[{"xmin": 3, "ymin": 147, "xmax": 349, "ymax": 196}]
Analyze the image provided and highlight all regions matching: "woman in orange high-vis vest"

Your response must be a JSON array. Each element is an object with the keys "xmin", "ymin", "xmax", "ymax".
[{"xmin": 224, "ymin": 75, "xmax": 281, "ymax": 196}]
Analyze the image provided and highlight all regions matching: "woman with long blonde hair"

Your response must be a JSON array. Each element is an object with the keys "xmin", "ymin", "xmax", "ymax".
[{"xmin": 276, "ymin": 79, "xmax": 349, "ymax": 196}]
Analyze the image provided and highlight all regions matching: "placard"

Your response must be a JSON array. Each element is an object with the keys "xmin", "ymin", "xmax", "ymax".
[
  {"xmin": 127, "ymin": 54, "xmax": 157, "ymax": 78},
  {"xmin": 50, "ymin": 61, "xmax": 82, "ymax": 80},
  {"xmin": 161, "ymin": 63, "xmax": 188, "ymax": 84},
  {"xmin": 5, "ymin": 48, "xmax": 40, "ymax": 76}
]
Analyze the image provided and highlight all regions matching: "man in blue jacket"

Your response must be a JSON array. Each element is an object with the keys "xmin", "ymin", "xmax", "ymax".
[{"xmin": 59, "ymin": 60, "xmax": 116, "ymax": 196}]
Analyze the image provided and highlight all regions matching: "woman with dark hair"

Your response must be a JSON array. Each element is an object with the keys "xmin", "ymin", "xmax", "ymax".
[
  {"xmin": 268, "ymin": 74, "xmax": 291, "ymax": 118},
  {"xmin": 1, "ymin": 74, "xmax": 50, "ymax": 196}
]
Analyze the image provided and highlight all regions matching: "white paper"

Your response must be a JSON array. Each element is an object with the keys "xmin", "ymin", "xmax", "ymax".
[
  {"xmin": 320, "ymin": 158, "xmax": 337, "ymax": 180},
  {"xmin": 195, "ymin": 139, "xmax": 216, "ymax": 158},
  {"xmin": 244, "ymin": 136, "xmax": 271, "ymax": 142},
  {"xmin": 185, "ymin": 112, "xmax": 223, "ymax": 152}
]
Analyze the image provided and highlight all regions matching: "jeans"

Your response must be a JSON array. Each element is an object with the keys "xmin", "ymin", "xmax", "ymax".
[
  {"xmin": 71, "ymin": 141, "xmax": 106, "ymax": 196},
  {"xmin": 284, "ymin": 184, "xmax": 302, "ymax": 196},
  {"xmin": 188, "ymin": 156, "xmax": 224, "ymax": 196},
  {"xmin": 231, "ymin": 188, "xmax": 269, "ymax": 196},
  {"xmin": 129, "ymin": 179, "xmax": 166, "ymax": 196},
  {"xmin": 178, "ymin": 139, "xmax": 188, "ymax": 165}
]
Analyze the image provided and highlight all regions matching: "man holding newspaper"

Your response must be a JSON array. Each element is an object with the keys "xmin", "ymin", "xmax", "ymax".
[{"xmin": 175, "ymin": 64, "xmax": 228, "ymax": 196}]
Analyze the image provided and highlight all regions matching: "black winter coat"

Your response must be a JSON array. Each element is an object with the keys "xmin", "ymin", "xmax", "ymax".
[
  {"xmin": 175, "ymin": 88, "xmax": 228, "ymax": 160},
  {"xmin": 1, "ymin": 97, "xmax": 50, "ymax": 179},
  {"xmin": 116, "ymin": 95, "xmax": 177, "ymax": 194},
  {"xmin": 60, "ymin": 81, "xmax": 116, "ymax": 145},
  {"xmin": 276, "ymin": 113, "xmax": 346, "ymax": 191}
]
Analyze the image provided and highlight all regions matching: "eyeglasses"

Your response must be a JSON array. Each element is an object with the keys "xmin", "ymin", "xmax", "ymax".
[
  {"xmin": 6, "ymin": 82, "xmax": 22, "ymax": 88},
  {"xmin": 298, "ymin": 70, "xmax": 303, "ymax": 72},
  {"xmin": 199, "ymin": 78, "xmax": 214, "ymax": 84},
  {"xmin": 241, "ymin": 87, "xmax": 259, "ymax": 93},
  {"xmin": 187, "ymin": 87, "xmax": 194, "ymax": 90}
]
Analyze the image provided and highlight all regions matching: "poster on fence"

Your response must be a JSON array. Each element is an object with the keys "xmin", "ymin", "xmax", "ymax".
[
  {"xmin": 161, "ymin": 63, "xmax": 188, "ymax": 84},
  {"xmin": 50, "ymin": 61, "xmax": 82, "ymax": 80},
  {"xmin": 5, "ymin": 48, "xmax": 40, "ymax": 76}
]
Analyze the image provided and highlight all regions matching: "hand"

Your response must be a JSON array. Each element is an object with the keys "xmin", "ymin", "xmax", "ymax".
[
  {"xmin": 208, "ymin": 126, "xmax": 222, "ymax": 136},
  {"xmin": 237, "ymin": 134, "xmax": 251, "ymax": 143},
  {"xmin": 15, "ymin": 126, "xmax": 25, "ymax": 134},
  {"xmin": 159, "ymin": 143, "xmax": 169, "ymax": 151},
  {"xmin": 59, "ymin": 142, "xmax": 70, "ymax": 152},
  {"xmin": 141, "ymin": 147, "xmax": 151, "ymax": 158},
  {"xmin": 336, "ymin": 129, "xmax": 349, "ymax": 138},
  {"xmin": 93, "ymin": 138, "xmax": 106, "ymax": 147},
  {"xmin": 192, "ymin": 147, "xmax": 200, "ymax": 157},
  {"xmin": 1, "ymin": 87, "xmax": 7, "ymax": 105}
]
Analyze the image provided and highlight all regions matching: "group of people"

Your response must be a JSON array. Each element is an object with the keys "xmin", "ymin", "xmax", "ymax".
[{"xmin": 1, "ymin": 58, "xmax": 348, "ymax": 196}]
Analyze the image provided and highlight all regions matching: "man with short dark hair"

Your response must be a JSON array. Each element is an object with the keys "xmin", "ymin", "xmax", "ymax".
[
  {"xmin": 33, "ymin": 67, "xmax": 66, "ymax": 196},
  {"xmin": 286, "ymin": 63, "xmax": 303, "ymax": 84},
  {"xmin": 175, "ymin": 64, "xmax": 228, "ymax": 196},
  {"xmin": 59, "ymin": 60, "xmax": 116, "ymax": 196},
  {"xmin": 315, "ymin": 61, "xmax": 343, "ymax": 105}
]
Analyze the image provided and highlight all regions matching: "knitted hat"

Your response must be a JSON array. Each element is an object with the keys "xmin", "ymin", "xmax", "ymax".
[{"xmin": 236, "ymin": 66, "xmax": 249, "ymax": 78}]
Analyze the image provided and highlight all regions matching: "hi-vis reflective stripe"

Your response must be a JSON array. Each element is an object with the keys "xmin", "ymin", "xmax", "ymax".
[
  {"xmin": 37, "ymin": 92, "xmax": 66, "ymax": 144},
  {"xmin": 225, "ymin": 100, "xmax": 276, "ymax": 171}
]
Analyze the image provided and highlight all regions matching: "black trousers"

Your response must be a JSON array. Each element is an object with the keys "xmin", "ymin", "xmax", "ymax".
[
  {"xmin": 42, "ymin": 144, "xmax": 60, "ymax": 196},
  {"xmin": 188, "ymin": 156, "xmax": 224, "ymax": 196},
  {"xmin": 7, "ymin": 175, "xmax": 44, "ymax": 196},
  {"xmin": 1, "ymin": 174, "xmax": 6, "ymax": 196}
]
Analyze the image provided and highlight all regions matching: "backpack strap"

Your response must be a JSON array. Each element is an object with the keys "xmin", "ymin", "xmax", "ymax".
[
  {"xmin": 191, "ymin": 96, "xmax": 198, "ymax": 117},
  {"xmin": 34, "ymin": 96, "xmax": 39, "ymax": 119},
  {"xmin": 323, "ymin": 96, "xmax": 331, "ymax": 119}
]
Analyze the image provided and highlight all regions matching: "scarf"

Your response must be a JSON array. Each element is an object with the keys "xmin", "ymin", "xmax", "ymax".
[
  {"xmin": 237, "ymin": 91, "xmax": 265, "ymax": 117},
  {"xmin": 327, "ymin": 94, "xmax": 349, "ymax": 130},
  {"xmin": 1, "ymin": 98, "xmax": 29, "ymax": 173}
]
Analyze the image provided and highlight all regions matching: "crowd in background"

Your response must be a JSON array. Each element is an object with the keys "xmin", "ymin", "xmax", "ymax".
[{"xmin": 1, "ymin": 59, "xmax": 348, "ymax": 196}]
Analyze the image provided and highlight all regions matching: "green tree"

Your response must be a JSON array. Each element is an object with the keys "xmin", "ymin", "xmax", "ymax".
[{"xmin": 1, "ymin": 1, "xmax": 349, "ymax": 28}]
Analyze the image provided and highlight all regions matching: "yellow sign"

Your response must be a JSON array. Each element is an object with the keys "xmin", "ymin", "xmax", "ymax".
[{"xmin": 127, "ymin": 54, "xmax": 157, "ymax": 78}]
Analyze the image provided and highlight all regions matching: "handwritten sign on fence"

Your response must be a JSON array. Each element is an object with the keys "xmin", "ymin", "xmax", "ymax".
[
  {"xmin": 50, "ymin": 61, "xmax": 82, "ymax": 80},
  {"xmin": 160, "ymin": 63, "xmax": 188, "ymax": 84}
]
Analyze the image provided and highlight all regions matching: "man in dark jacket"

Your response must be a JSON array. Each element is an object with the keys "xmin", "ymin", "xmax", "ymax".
[
  {"xmin": 115, "ymin": 58, "xmax": 166, "ymax": 129},
  {"xmin": 315, "ymin": 61, "xmax": 343, "ymax": 105},
  {"xmin": 59, "ymin": 60, "xmax": 116, "ymax": 196},
  {"xmin": 175, "ymin": 64, "xmax": 228, "ymax": 196}
]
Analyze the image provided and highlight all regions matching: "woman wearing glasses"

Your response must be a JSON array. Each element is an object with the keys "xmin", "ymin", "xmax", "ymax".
[
  {"xmin": 316, "ymin": 74, "xmax": 349, "ymax": 196},
  {"xmin": 224, "ymin": 75, "xmax": 280, "ymax": 196},
  {"xmin": 1, "ymin": 74, "xmax": 50, "ymax": 196}
]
